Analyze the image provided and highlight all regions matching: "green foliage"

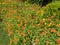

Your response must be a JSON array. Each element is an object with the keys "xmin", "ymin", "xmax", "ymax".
[{"xmin": 0, "ymin": 1, "xmax": 60, "ymax": 45}]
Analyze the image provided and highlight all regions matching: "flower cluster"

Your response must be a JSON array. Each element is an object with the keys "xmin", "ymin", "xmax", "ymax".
[{"xmin": 0, "ymin": 1, "xmax": 60, "ymax": 45}]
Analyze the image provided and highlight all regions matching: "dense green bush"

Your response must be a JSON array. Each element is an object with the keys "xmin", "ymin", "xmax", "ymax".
[{"xmin": 0, "ymin": 1, "xmax": 60, "ymax": 45}]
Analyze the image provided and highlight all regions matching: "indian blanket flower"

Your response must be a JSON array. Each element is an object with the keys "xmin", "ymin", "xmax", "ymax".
[
  {"xmin": 27, "ymin": 29, "xmax": 31, "ymax": 34},
  {"xmin": 8, "ymin": 30, "xmax": 13, "ymax": 36},
  {"xmin": 21, "ymin": 26, "xmax": 25, "ymax": 30},
  {"xmin": 45, "ymin": 40, "xmax": 49, "ymax": 45},
  {"xmin": 56, "ymin": 24, "xmax": 60, "ymax": 28},
  {"xmin": 35, "ymin": 39, "xmax": 39, "ymax": 44},
  {"xmin": 51, "ymin": 28, "xmax": 56, "ymax": 33},
  {"xmin": 16, "ymin": 16, "xmax": 21, "ymax": 20},
  {"xmin": 41, "ymin": 32, "xmax": 46, "ymax": 36},
  {"xmin": 30, "ymin": 6, "xmax": 35, "ymax": 11},
  {"xmin": 21, "ymin": 33, "xmax": 26, "ymax": 37},
  {"xmin": 17, "ymin": 24, "xmax": 20, "ymax": 28},
  {"xmin": 57, "ymin": 33, "xmax": 60, "ymax": 37},
  {"xmin": 15, "ymin": 30, "xmax": 20, "ymax": 33},
  {"xmin": 40, "ymin": 19, "xmax": 45, "ymax": 24},
  {"xmin": 55, "ymin": 38, "xmax": 60, "ymax": 44},
  {"xmin": 13, "ymin": 10, "xmax": 17, "ymax": 14},
  {"xmin": 51, "ymin": 15, "xmax": 56, "ymax": 18}
]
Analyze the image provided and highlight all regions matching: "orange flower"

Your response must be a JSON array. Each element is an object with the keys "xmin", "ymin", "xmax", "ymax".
[
  {"xmin": 8, "ymin": 30, "xmax": 13, "ymax": 36},
  {"xmin": 23, "ymin": 33, "xmax": 26, "ymax": 37},
  {"xmin": 32, "ymin": 24, "xmax": 36, "ymax": 28},
  {"xmin": 10, "ymin": 38, "xmax": 13, "ymax": 45},
  {"xmin": 16, "ymin": 16, "xmax": 20, "ymax": 20},
  {"xmin": 51, "ymin": 28, "xmax": 56, "ymax": 33},
  {"xmin": 13, "ymin": 10, "xmax": 17, "ymax": 14},
  {"xmin": 21, "ymin": 33, "xmax": 26, "ymax": 37},
  {"xmin": 22, "ymin": 26, "xmax": 25, "ymax": 30},
  {"xmin": 17, "ymin": 24, "xmax": 20, "ymax": 28},
  {"xmin": 55, "ymin": 38, "xmax": 60, "ymax": 44},
  {"xmin": 57, "ymin": 33, "xmax": 60, "ymax": 37},
  {"xmin": 41, "ymin": 32, "xmax": 46, "ymax": 36},
  {"xmin": 35, "ymin": 39, "xmax": 39, "ymax": 44},
  {"xmin": 24, "ymin": 19, "xmax": 28, "ymax": 24},
  {"xmin": 51, "ymin": 15, "xmax": 55, "ymax": 18},
  {"xmin": 15, "ymin": 30, "xmax": 20, "ymax": 33},
  {"xmin": 40, "ymin": 19, "xmax": 45, "ymax": 24},
  {"xmin": 27, "ymin": 30, "xmax": 31, "ymax": 33},
  {"xmin": 16, "ymin": 16, "xmax": 22, "ymax": 23},
  {"xmin": 30, "ymin": 6, "xmax": 35, "ymax": 11},
  {"xmin": 45, "ymin": 40, "xmax": 49, "ymax": 44},
  {"xmin": 56, "ymin": 24, "xmax": 60, "ymax": 28}
]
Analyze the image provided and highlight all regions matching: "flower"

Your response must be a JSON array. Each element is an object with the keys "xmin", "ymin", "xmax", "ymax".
[
  {"xmin": 22, "ymin": 33, "xmax": 26, "ymax": 37},
  {"xmin": 13, "ymin": 10, "xmax": 17, "ymax": 14},
  {"xmin": 8, "ymin": 30, "xmax": 13, "ymax": 36},
  {"xmin": 20, "ymin": 32, "xmax": 26, "ymax": 37},
  {"xmin": 17, "ymin": 24, "xmax": 20, "ymax": 28},
  {"xmin": 57, "ymin": 33, "xmax": 60, "ymax": 37},
  {"xmin": 10, "ymin": 38, "xmax": 13, "ymax": 45},
  {"xmin": 35, "ymin": 39, "xmax": 39, "ymax": 44},
  {"xmin": 45, "ymin": 40, "xmax": 49, "ymax": 44},
  {"xmin": 22, "ymin": 26, "xmax": 25, "ymax": 30},
  {"xmin": 15, "ymin": 30, "xmax": 20, "ymax": 33},
  {"xmin": 30, "ymin": 6, "xmax": 35, "ymax": 11},
  {"xmin": 55, "ymin": 38, "xmax": 60, "ymax": 44},
  {"xmin": 40, "ymin": 19, "xmax": 45, "ymax": 24},
  {"xmin": 16, "ymin": 16, "xmax": 20, "ymax": 20},
  {"xmin": 51, "ymin": 28, "xmax": 56, "ymax": 33},
  {"xmin": 51, "ymin": 15, "xmax": 56, "ymax": 18},
  {"xmin": 27, "ymin": 29, "xmax": 31, "ymax": 33},
  {"xmin": 41, "ymin": 32, "xmax": 46, "ymax": 36},
  {"xmin": 56, "ymin": 24, "xmax": 60, "ymax": 28}
]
